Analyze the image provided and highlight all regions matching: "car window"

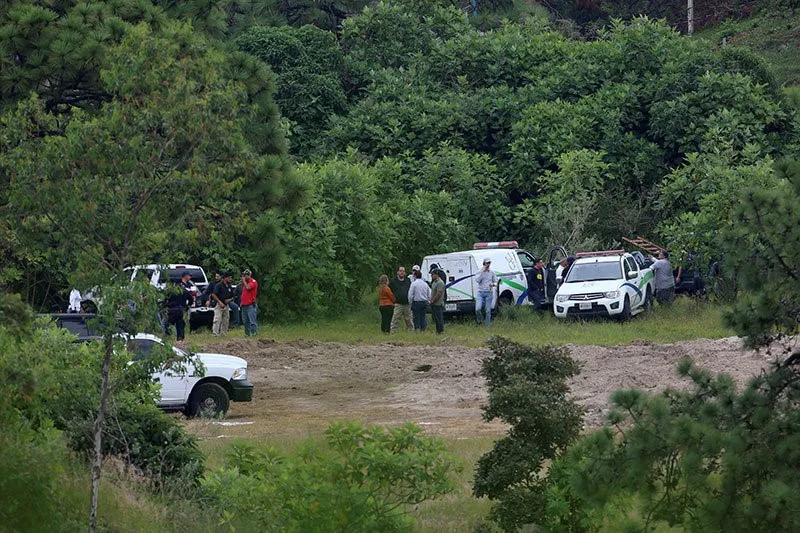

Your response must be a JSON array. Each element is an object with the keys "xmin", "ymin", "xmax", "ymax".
[
  {"xmin": 625, "ymin": 257, "xmax": 638, "ymax": 274},
  {"xmin": 166, "ymin": 268, "xmax": 206, "ymax": 285},
  {"xmin": 517, "ymin": 252, "xmax": 535, "ymax": 269},
  {"xmin": 127, "ymin": 339, "xmax": 156, "ymax": 361},
  {"xmin": 565, "ymin": 262, "xmax": 622, "ymax": 282}
]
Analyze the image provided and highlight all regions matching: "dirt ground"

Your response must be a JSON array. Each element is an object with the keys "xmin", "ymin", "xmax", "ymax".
[{"xmin": 185, "ymin": 336, "xmax": 779, "ymax": 442}]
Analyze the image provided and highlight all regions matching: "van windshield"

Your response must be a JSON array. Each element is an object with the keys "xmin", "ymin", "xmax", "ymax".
[{"xmin": 565, "ymin": 262, "xmax": 622, "ymax": 283}]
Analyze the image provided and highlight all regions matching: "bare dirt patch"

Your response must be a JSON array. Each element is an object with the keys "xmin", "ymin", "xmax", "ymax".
[{"xmin": 184, "ymin": 336, "xmax": 774, "ymax": 442}]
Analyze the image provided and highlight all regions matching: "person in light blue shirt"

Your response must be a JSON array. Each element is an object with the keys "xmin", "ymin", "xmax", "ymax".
[
  {"xmin": 408, "ymin": 270, "xmax": 431, "ymax": 331},
  {"xmin": 475, "ymin": 258, "xmax": 497, "ymax": 325}
]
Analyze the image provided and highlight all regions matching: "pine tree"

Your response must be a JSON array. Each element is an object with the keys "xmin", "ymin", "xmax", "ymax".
[{"xmin": 722, "ymin": 159, "xmax": 800, "ymax": 346}]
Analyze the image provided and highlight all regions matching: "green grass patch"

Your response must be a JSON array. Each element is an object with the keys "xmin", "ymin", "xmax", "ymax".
[
  {"xmin": 696, "ymin": 10, "xmax": 800, "ymax": 86},
  {"xmin": 191, "ymin": 297, "xmax": 733, "ymax": 348}
]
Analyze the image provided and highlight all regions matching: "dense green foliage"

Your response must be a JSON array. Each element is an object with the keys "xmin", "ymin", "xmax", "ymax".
[
  {"xmin": 0, "ymin": 307, "xmax": 204, "ymax": 486},
  {"xmin": 722, "ymin": 159, "xmax": 800, "ymax": 345},
  {"xmin": 204, "ymin": 421, "xmax": 459, "ymax": 531},
  {"xmin": 473, "ymin": 337, "xmax": 585, "ymax": 531}
]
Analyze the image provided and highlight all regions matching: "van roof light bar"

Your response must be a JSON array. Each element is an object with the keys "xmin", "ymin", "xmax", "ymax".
[
  {"xmin": 473, "ymin": 241, "xmax": 518, "ymax": 249},
  {"xmin": 575, "ymin": 249, "xmax": 626, "ymax": 258}
]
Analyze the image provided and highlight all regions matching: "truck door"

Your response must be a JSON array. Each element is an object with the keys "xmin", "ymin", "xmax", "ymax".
[
  {"xmin": 545, "ymin": 246, "xmax": 568, "ymax": 301},
  {"xmin": 624, "ymin": 256, "xmax": 643, "ymax": 306}
]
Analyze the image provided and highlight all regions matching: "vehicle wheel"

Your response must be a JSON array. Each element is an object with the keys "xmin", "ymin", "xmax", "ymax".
[
  {"xmin": 618, "ymin": 295, "xmax": 631, "ymax": 322},
  {"xmin": 185, "ymin": 382, "xmax": 229, "ymax": 418},
  {"xmin": 643, "ymin": 288, "xmax": 654, "ymax": 315}
]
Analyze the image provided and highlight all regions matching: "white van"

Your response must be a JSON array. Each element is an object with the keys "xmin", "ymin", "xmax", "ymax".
[{"xmin": 421, "ymin": 242, "xmax": 568, "ymax": 315}]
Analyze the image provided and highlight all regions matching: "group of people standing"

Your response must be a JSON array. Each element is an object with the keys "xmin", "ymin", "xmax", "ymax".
[
  {"xmin": 163, "ymin": 269, "xmax": 259, "ymax": 342},
  {"xmin": 378, "ymin": 265, "xmax": 446, "ymax": 334}
]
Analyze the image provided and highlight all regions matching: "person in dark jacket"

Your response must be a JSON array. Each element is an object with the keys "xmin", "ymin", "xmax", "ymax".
[
  {"xmin": 164, "ymin": 279, "xmax": 192, "ymax": 341},
  {"xmin": 527, "ymin": 259, "xmax": 546, "ymax": 311}
]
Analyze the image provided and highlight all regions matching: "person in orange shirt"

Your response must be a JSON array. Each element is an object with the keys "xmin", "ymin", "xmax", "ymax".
[{"xmin": 378, "ymin": 274, "xmax": 396, "ymax": 333}]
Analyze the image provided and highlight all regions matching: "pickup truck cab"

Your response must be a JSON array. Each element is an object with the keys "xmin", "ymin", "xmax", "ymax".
[{"xmin": 553, "ymin": 250, "xmax": 654, "ymax": 320}]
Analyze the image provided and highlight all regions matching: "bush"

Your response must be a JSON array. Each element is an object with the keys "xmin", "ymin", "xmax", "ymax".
[
  {"xmin": 203, "ymin": 421, "xmax": 459, "ymax": 532},
  {"xmin": 0, "ymin": 307, "xmax": 204, "ymax": 488},
  {"xmin": 0, "ymin": 409, "xmax": 82, "ymax": 532}
]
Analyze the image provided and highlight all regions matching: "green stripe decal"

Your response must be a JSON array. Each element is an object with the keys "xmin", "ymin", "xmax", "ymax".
[{"xmin": 499, "ymin": 278, "xmax": 526, "ymax": 291}]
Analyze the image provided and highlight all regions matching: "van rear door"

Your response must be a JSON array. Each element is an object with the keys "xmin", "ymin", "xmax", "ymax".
[{"xmin": 440, "ymin": 255, "xmax": 474, "ymax": 308}]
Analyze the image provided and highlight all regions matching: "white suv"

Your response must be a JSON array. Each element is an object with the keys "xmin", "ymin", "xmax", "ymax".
[{"xmin": 553, "ymin": 250, "xmax": 655, "ymax": 320}]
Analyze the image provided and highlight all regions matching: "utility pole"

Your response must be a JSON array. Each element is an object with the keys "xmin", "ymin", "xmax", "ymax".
[{"xmin": 687, "ymin": 0, "xmax": 694, "ymax": 35}]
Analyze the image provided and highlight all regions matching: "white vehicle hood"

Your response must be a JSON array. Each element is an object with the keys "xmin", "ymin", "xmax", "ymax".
[
  {"xmin": 559, "ymin": 279, "xmax": 622, "ymax": 295},
  {"xmin": 194, "ymin": 353, "xmax": 248, "ymax": 372}
]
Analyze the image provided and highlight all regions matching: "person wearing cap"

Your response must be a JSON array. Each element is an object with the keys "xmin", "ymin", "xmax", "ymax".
[
  {"xmin": 412, "ymin": 264, "xmax": 421, "ymax": 276},
  {"xmin": 389, "ymin": 266, "xmax": 413, "ymax": 333},
  {"xmin": 203, "ymin": 270, "xmax": 222, "ymax": 307},
  {"xmin": 180, "ymin": 270, "xmax": 197, "ymax": 307},
  {"xmin": 475, "ymin": 258, "xmax": 498, "ymax": 325},
  {"xmin": 240, "ymin": 269, "xmax": 259, "ymax": 336},
  {"xmin": 429, "ymin": 269, "xmax": 446, "ymax": 334},
  {"xmin": 211, "ymin": 272, "xmax": 235, "ymax": 336}
]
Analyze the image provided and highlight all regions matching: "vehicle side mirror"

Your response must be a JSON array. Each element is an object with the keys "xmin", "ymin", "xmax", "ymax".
[{"xmin": 627, "ymin": 270, "xmax": 638, "ymax": 280}]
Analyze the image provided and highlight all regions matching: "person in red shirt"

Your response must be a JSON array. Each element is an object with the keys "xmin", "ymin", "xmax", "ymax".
[{"xmin": 240, "ymin": 269, "xmax": 259, "ymax": 336}]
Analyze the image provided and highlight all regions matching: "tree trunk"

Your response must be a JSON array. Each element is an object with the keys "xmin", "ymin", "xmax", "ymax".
[{"xmin": 88, "ymin": 335, "xmax": 114, "ymax": 532}]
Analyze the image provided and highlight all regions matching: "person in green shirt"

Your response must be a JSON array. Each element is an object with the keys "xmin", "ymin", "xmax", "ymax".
[{"xmin": 429, "ymin": 269, "xmax": 446, "ymax": 334}]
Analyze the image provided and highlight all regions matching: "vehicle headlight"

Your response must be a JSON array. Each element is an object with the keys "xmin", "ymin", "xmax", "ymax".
[
  {"xmin": 556, "ymin": 295, "xmax": 569, "ymax": 302},
  {"xmin": 605, "ymin": 291, "xmax": 620, "ymax": 299},
  {"xmin": 232, "ymin": 367, "xmax": 247, "ymax": 380}
]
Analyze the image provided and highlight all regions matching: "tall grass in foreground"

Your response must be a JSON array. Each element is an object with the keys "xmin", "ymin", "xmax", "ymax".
[{"xmin": 192, "ymin": 297, "xmax": 733, "ymax": 348}]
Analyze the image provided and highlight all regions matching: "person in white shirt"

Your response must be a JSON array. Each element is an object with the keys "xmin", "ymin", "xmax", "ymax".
[
  {"xmin": 555, "ymin": 257, "xmax": 568, "ymax": 287},
  {"xmin": 408, "ymin": 270, "xmax": 431, "ymax": 331},
  {"xmin": 475, "ymin": 258, "xmax": 498, "ymax": 325},
  {"xmin": 68, "ymin": 289, "xmax": 82, "ymax": 313}
]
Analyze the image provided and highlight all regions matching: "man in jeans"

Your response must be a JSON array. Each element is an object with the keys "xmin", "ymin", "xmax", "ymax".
[
  {"xmin": 239, "ymin": 269, "xmax": 259, "ymax": 337},
  {"xmin": 475, "ymin": 258, "xmax": 497, "ymax": 325},
  {"xmin": 409, "ymin": 270, "xmax": 430, "ymax": 331},
  {"xmin": 429, "ymin": 269, "xmax": 446, "ymax": 334},
  {"xmin": 389, "ymin": 266, "xmax": 413, "ymax": 333},
  {"xmin": 211, "ymin": 272, "xmax": 235, "ymax": 336}
]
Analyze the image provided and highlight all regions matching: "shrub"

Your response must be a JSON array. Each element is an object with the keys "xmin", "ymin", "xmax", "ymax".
[
  {"xmin": 473, "ymin": 337, "xmax": 585, "ymax": 531},
  {"xmin": 203, "ymin": 421, "xmax": 459, "ymax": 532}
]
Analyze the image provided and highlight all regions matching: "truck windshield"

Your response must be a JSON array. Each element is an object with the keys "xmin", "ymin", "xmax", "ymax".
[
  {"xmin": 165, "ymin": 268, "xmax": 206, "ymax": 285},
  {"xmin": 565, "ymin": 262, "xmax": 622, "ymax": 282}
]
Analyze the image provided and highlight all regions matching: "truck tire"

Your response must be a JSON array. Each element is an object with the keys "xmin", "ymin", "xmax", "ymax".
[
  {"xmin": 185, "ymin": 382, "xmax": 230, "ymax": 418},
  {"xmin": 618, "ymin": 295, "xmax": 631, "ymax": 322}
]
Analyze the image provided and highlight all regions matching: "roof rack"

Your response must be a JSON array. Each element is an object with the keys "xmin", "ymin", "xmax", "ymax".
[
  {"xmin": 575, "ymin": 249, "xmax": 626, "ymax": 258},
  {"xmin": 473, "ymin": 241, "xmax": 518, "ymax": 249}
]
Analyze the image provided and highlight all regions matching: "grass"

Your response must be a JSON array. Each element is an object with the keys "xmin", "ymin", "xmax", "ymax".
[
  {"xmin": 696, "ymin": 9, "xmax": 800, "ymax": 86},
  {"xmin": 189, "ymin": 296, "xmax": 734, "ymax": 349}
]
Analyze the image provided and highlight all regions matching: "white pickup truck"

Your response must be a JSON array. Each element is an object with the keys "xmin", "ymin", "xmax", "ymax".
[
  {"xmin": 52, "ymin": 314, "xmax": 253, "ymax": 417},
  {"xmin": 125, "ymin": 334, "xmax": 253, "ymax": 417},
  {"xmin": 553, "ymin": 250, "xmax": 655, "ymax": 320}
]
